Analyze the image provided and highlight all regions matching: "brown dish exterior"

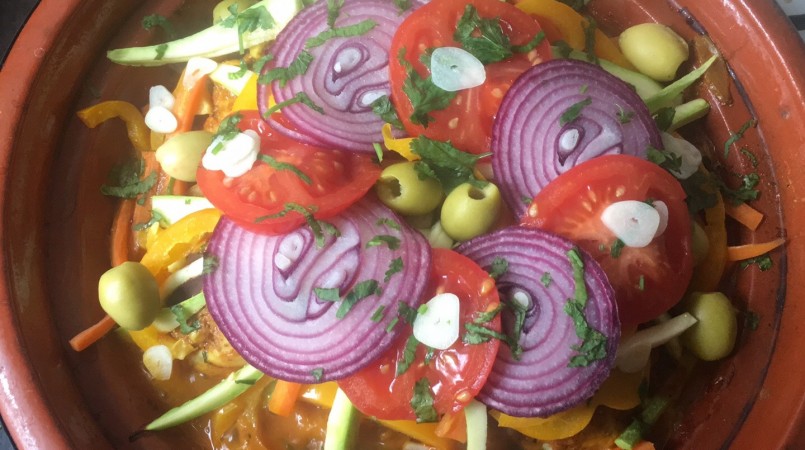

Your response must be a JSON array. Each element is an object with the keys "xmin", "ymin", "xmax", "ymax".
[{"xmin": 0, "ymin": 0, "xmax": 804, "ymax": 448}]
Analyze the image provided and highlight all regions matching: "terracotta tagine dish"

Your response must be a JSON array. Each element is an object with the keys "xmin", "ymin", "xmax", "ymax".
[{"xmin": 1, "ymin": 0, "xmax": 804, "ymax": 449}]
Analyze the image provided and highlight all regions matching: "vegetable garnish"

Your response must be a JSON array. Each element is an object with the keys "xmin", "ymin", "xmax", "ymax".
[
  {"xmin": 203, "ymin": 197, "xmax": 431, "ymax": 383},
  {"xmin": 259, "ymin": 0, "xmax": 426, "ymax": 152},
  {"xmin": 457, "ymin": 226, "xmax": 619, "ymax": 418},
  {"xmin": 220, "ymin": 3, "xmax": 276, "ymax": 54},
  {"xmin": 492, "ymin": 59, "xmax": 660, "ymax": 218}
]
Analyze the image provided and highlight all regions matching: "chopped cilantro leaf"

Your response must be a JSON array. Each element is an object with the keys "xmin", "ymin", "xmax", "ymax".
[
  {"xmin": 512, "ymin": 30, "xmax": 546, "ymax": 54},
  {"xmin": 398, "ymin": 303, "xmax": 418, "ymax": 324},
  {"xmin": 210, "ymin": 112, "xmax": 243, "ymax": 155},
  {"xmin": 385, "ymin": 317, "xmax": 400, "ymax": 333},
  {"xmin": 142, "ymin": 14, "xmax": 175, "ymax": 38},
  {"xmin": 740, "ymin": 255, "xmax": 773, "ymax": 271},
  {"xmin": 220, "ymin": 4, "xmax": 275, "ymax": 54},
  {"xmin": 393, "ymin": 0, "xmax": 412, "ymax": 13},
  {"xmin": 541, "ymin": 272, "xmax": 553, "ymax": 288},
  {"xmin": 454, "ymin": 5, "xmax": 512, "ymax": 64},
  {"xmin": 396, "ymin": 336, "xmax": 420, "ymax": 376},
  {"xmin": 263, "ymin": 91, "xmax": 324, "ymax": 117},
  {"xmin": 610, "ymin": 238, "xmax": 625, "ymax": 259},
  {"xmin": 155, "ymin": 44, "xmax": 169, "ymax": 60},
  {"xmin": 260, "ymin": 51, "xmax": 314, "ymax": 87},
  {"xmin": 366, "ymin": 235, "xmax": 401, "ymax": 250},
  {"xmin": 410, "ymin": 136, "xmax": 488, "ymax": 192},
  {"xmin": 171, "ymin": 303, "xmax": 200, "ymax": 334},
  {"xmin": 740, "ymin": 147, "xmax": 759, "ymax": 168},
  {"xmin": 654, "ymin": 107, "xmax": 676, "ymax": 131},
  {"xmin": 132, "ymin": 210, "xmax": 165, "ymax": 232},
  {"xmin": 228, "ymin": 61, "xmax": 250, "ymax": 80},
  {"xmin": 721, "ymin": 172, "xmax": 760, "ymax": 205},
  {"xmin": 311, "ymin": 368, "xmax": 324, "ymax": 382},
  {"xmin": 326, "ymin": 0, "xmax": 344, "ymax": 28},
  {"xmin": 384, "ymin": 257, "xmax": 404, "ymax": 283},
  {"xmin": 203, "ymin": 255, "xmax": 219, "ymax": 275},
  {"xmin": 101, "ymin": 158, "xmax": 157, "ymax": 199},
  {"xmin": 473, "ymin": 304, "xmax": 503, "ymax": 324},
  {"xmin": 582, "ymin": 16, "xmax": 599, "ymax": 64},
  {"xmin": 258, "ymin": 154, "xmax": 312, "ymax": 184},
  {"xmin": 371, "ymin": 305, "xmax": 386, "ymax": 322},
  {"xmin": 617, "ymin": 106, "xmax": 635, "ymax": 124},
  {"xmin": 647, "ymin": 146, "xmax": 683, "ymax": 175},
  {"xmin": 724, "ymin": 118, "xmax": 757, "ymax": 157},
  {"xmin": 560, "ymin": 97, "xmax": 592, "ymax": 126},
  {"xmin": 336, "ymin": 280, "xmax": 380, "ymax": 319},
  {"xmin": 314, "ymin": 287, "xmax": 341, "ymax": 302},
  {"xmin": 371, "ymin": 95, "xmax": 404, "ymax": 130},
  {"xmin": 255, "ymin": 203, "xmax": 334, "ymax": 247},
  {"xmin": 488, "ymin": 257, "xmax": 509, "ymax": 280},
  {"xmin": 306, "ymin": 20, "xmax": 377, "ymax": 49},
  {"xmin": 253, "ymin": 54, "xmax": 274, "ymax": 74},
  {"xmin": 411, "ymin": 378, "xmax": 438, "ymax": 423},
  {"xmin": 565, "ymin": 248, "xmax": 608, "ymax": 367},
  {"xmin": 376, "ymin": 218, "xmax": 401, "ymax": 231},
  {"xmin": 398, "ymin": 48, "xmax": 457, "ymax": 127}
]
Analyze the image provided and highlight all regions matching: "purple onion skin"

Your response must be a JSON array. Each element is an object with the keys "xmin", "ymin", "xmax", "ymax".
[
  {"xmin": 259, "ymin": 0, "xmax": 425, "ymax": 153},
  {"xmin": 457, "ymin": 226, "xmax": 620, "ymax": 418},
  {"xmin": 492, "ymin": 59, "xmax": 662, "ymax": 218},
  {"xmin": 203, "ymin": 197, "xmax": 431, "ymax": 383}
]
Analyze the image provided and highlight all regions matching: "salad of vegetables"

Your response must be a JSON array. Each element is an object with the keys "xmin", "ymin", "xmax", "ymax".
[{"xmin": 70, "ymin": 0, "xmax": 786, "ymax": 448}]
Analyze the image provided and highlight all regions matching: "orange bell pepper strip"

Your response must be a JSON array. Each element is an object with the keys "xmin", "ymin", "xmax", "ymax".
[
  {"xmin": 725, "ymin": 202, "xmax": 764, "ymax": 231},
  {"xmin": 435, "ymin": 411, "xmax": 468, "ymax": 443},
  {"xmin": 688, "ymin": 191, "xmax": 728, "ymax": 293},
  {"xmin": 140, "ymin": 208, "xmax": 222, "ymax": 283},
  {"xmin": 514, "ymin": 0, "xmax": 634, "ymax": 69},
  {"xmin": 727, "ymin": 238, "xmax": 785, "ymax": 262},
  {"xmin": 77, "ymin": 101, "xmax": 151, "ymax": 153}
]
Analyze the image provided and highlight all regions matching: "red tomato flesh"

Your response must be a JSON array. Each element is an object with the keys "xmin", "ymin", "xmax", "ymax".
[
  {"xmin": 522, "ymin": 155, "xmax": 693, "ymax": 326},
  {"xmin": 196, "ymin": 112, "xmax": 381, "ymax": 234},
  {"xmin": 338, "ymin": 248, "xmax": 501, "ymax": 420},
  {"xmin": 388, "ymin": 0, "xmax": 552, "ymax": 154}
]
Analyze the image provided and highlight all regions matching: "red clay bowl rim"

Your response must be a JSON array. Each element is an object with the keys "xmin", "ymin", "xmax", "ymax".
[{"xmin": 1, "ymin": 0, "xmax": 804, "ymax": 448}]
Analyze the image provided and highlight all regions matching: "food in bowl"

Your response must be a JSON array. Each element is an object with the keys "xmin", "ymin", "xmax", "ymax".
[{"xmin": 66, "ymin": 0, "xmax": 786, "ymax": 448}]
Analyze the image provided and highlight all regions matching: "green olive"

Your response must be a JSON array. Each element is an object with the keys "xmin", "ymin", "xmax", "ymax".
[
  {"xmin": 691, "ymin": 220, "xmax": 710, "ymax": 267},
  {"xmin": 155, "ymin": 131, "xmax": 214, "ymax": 182},
  {"xmin": 98, "ymin": 262, "xmax": 161, "ymax": 331},
  {"xmin": 375, "ymin": 162, "xmax": 444, "ymax": 216},
  {"xmin": 213, "ymin": 0, "xmax": 258, "ymax": 24},
  {"xmin": 440, "ymin": 182, "xmax": 501, "ymax": 242},
  {"xmin": 682, "ymin": 292, "xmax": 737, "ymax": 361},
  {"xmin": 619, "ymin": 23, "xmax": 689, "ymax": 82}
]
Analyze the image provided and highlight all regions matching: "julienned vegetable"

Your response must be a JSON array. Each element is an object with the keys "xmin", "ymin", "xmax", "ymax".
[
  {"xmin": 457, "ymin": 226, "xmax": 619, "ymax": 418},
  {"xmin": 492, "ymin": 59, "xmax": 661, "ymax": 218},
  {"xmin": 108, "ymin": 0, "xmax": 304, "ymax": 66},
  {"xmin": 203, "ymin": 197, "xmax": 432, "ymax": 383},
  {"xmin": 259, "ymin": 0, "xmax": 425, "ymax": 152}
]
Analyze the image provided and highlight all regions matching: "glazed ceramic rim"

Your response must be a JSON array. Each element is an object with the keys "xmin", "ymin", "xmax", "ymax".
[{"xmin": 0, "ymin": 0, "xmax": 804, "ymax": 448}]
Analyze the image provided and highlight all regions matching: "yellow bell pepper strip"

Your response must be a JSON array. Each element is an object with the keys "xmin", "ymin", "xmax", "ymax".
[
  {"xmin": 301, "ymin": 382, "xmax": 457, "ymax": 449},
  {"xmin": 232, "ymin": 75, "xmax": 260, "ymax": 112},
  {"xmin": 688, "ymin": 191, "xmax": 728, "ymax": 293},
  {"xmin": 139, "ymin": 208, "xmax": 222, "ymax": 283},
  {"xmin": 727, "ymin": 238, "xmax": 785, "ymax": 262},
  {"xmin": 492, "ymin": 368, "xmax": 643, "ymax": 441},
  {"xmin": 725, "ymin": 202, "xmax": 764, "ymax": 231},
  {"xmin": 514, "ymin": 0, "xmax": 634, "ymax": 69},
  {"xmin": 77, "ymin": 101, "xmax": 151, "ymax": 152},
  {"xmin": 382, "ymin": 123, "xmax": 419, "ymax": 161}
]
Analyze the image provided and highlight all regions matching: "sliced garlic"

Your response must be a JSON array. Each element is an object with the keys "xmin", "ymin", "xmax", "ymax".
[
  {"xmin": 143, "ymin": 344, "xmax": 174, "ymax": 380},
  {"xmin": 652, "ymin": 200, "xmax": 669, "ymax": 238},
  {"xmin": 149, "ymin": 85, "xmax": 175, "ymax": 110},
  {"xmin": 413, "ymin": 293, "xmax": 461, "ymax": 350},
  {"xmin": 144, "ymin": 106, "xmax": 178, "ymax": 134},
  {"xmin": 183, "ymin": 57, "xmax": 219, "ymax": 90},
  {"xmin": 601, "ymin": 200, "xmax": 661, "ymax": 248},
  {"xmin": 160, "ymin": 257, "xmax": 205, "ymax": 301},
  {"xmin": 430, "ymin": 47, "xmax": 486, "ymax": 92},
  {"xmin": 202, "ymin": 130, "xmax": 260, "ymax": 178},
  {"xmin": 660, "ymin": 132, "xmax": 703, "ymax": 179}
]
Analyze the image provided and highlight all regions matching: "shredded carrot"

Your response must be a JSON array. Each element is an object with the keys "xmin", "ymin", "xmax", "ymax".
[
  {"xmin": 435, "ymin": 411, "xmax": 468, "ymax": 443},
  {"xmin": 725, "ymin": 202, "xmax": 764, "ymax": 231},
  {"xmin": 268, "ymin": 380, "xmax": 303, "ymax": 417},
  {"xmin": 173, "ymin": 75, "xmax": 210, "ymax": 134},
  {"xmin": 727, "ymin": 237, "xmax": 785, "ymax": 261},
  {"xmin": 69, "ymin": 315, "xmax": 117, "ymax": 352}
]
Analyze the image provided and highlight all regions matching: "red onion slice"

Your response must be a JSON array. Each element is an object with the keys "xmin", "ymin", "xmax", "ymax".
[
  {"xmin": 203, "ymin": 197, "xmax": 431, "ymax": 383},
  {"xmin": 259, "ymin": 0, "xmax": 424, "ymax": 152},
  {"xmin": 457, "ymin": 226, "xmax": 619, "ymax": 417},
  {"xmin": 492, "ymin": 59, "xmax": 661, "ymax": 217}
]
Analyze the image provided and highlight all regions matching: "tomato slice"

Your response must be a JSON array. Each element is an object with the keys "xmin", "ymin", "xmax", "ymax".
[
  {"xmin": 338, "ymin": 248, "xmax": 501, "ymax": 420},
  {"xmin": 521, "ymin": 155, "xmax": 693, "ymax": 326},
  {"xmin": 388, "ymin": 0, "xmax": 552, "ymax": 154},
  {"xmin": 196, "ymin": 111, "xmax": 381, "ymax": 234}
]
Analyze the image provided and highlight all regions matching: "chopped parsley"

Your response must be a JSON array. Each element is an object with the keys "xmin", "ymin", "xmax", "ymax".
[
  {"xmin": 488, "ymin": 257, "xmax": 509, "ymax": 280},
  {"xmin": 326, "ymin": 0, "xmax": 344, "ymax": 28},
  {"xmin": 617, "ymin": 106, "xmax": 635, "ymax": 124},
  {"xmin": 462, "ymin": 322, "xmax": 510, "ymax": 345},
  {"xmin": 610, "ymin": 238, "xmax": 625, "ymax": 259},
  {"xmin": 740, "ymin": 255, "xmax": 773, "ymax": 271},
  {"xmin": 254, "ymin": 203, "xmax": 334, "ymax": 247},
  {"xmin": 398, "ymin": 48, "xmax": 457, "ymax": 127},
  {"xmin": 371, "ymin": 95, "xmax": 404, "ymax": 130},
  {"xmin": 314, "ymin": 287, "xmax": 341, "ymax": 302},
  {"xmin": 384, "ymin": 257, "xmax": 404, "ymax": 283},
  {"xmin": 721, "ymin": 172, "xmax": 760, "ymax": 205},
  {"xmin": 740, "ymin": 147, "xmax": 759, "ymax": 168},
  {"xmin": 565, "ymin": 248, "xmax": 608, "ymax": 367},
  {"xmin": 210, "ymin": 112, "xmax": 243, "ymax": 155},
  {"xmin": 474, "ymin": 304, "xmax": 503, "ymax": 324},
  {"xmin": 101, "ymin": 158, "xmax": 157, "ymax": 199},
  {"xmin": 228, "ymin": 61, "xmax": 250, "ymax": 80},
  {"xmin": 336, "ymin": 280, "xmax": 381, "ymax": 319},
  {"xmin": 540, "ymin": 272, "xmax": 553, "ymax": 288},
  {"xmin": 258, "ymin": 154, "xmax": 312, "ymax": 184},
  {"xmin": 560, "ymin": 97, "xmax": 592, "ymax": 126},
  {"xmin": 306, "ymin": 20, "xmax": 377, "ymax": 49},
  {"xmin": 398, "ymin": 303, "xmax": 418, "ymax": 325},
  {"xmin": 397, "ymin": 336, "xmax": 420, "ymax": 375},
  {"xmin": 132, "ymin": 210, "xmax": 165, "ymax": 232},
  {"xmin": 653, "ymin": 107, "xmax": 676, "ymax": 131},
  {"xmin": 311, "ymin": 368, "xmax": 324, "ymax": 382},
  {"xmin": 142, "ymin": 14, "xmax": 175, "ymax": 38},
  {"xmin": 385, "ymin": 317, "xmax": 400, "ymax": 333},
  {"xmin": 260, "ymin": 51, "xmax": 314, "ymax": 87},
  {"xmin": 506, "ymin": 294, "xmax": 528, "ymax": 360},
  {"xmin": 454, "ymin": 5, "xmax": 514, "ymax": 64},
  {"xmin": 220, "ymin": 4, "xmax": 275, "ymax": 54},
  {"xmin": 411, "ymin": 378, "xmax": 438, "ymax": 423},
  {"xmin": 411, "ymin": 136, "xmax": 488, "ymax": 192},
  {"xmin": 393, "ymin": 0, "xmax": 412, "ymax": 13},
  {"xmin": 155, "ymin": 44, "xmax": 169, "ymax": 60},
  {"xmin": 371, "ymin": 305, "xmax": 386, "ymax": 322},
  {"xmin": 366, "ymin": 235, "xmax": 401, "ymax": 250},
  {"xmin": 171, "ymin": 303, "xmax": 201, "ymax": 334},
  {"xmin": 263, "ymin": 91, "xmax": 324, "ymax": 117},
  {"xmin": 724, "ymin": 118, "xmax": 757, "ymax": 158},
  {"xmin": 512, "ymin": 31, "xmax": 546, "ymax": 54},
  {"xmin": 582, "ymin": 17, "xmax": 599, "ymax": 64},
  {"xmin": 252, "ymin": 54, "xmax": 274, "ymax": 74},
  {"xmin": 203, "ymin": 255, "xmax": 220, "ymax": 275},
  {"xmin": 376, "ymin": 217, "xmax": 401, "ymax": 230}
]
